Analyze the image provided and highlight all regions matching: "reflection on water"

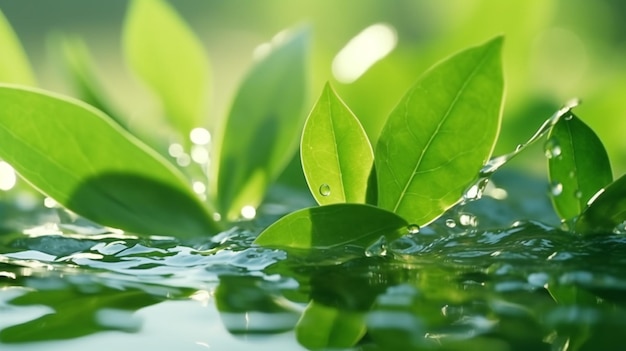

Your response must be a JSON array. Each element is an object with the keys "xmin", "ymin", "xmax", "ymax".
[{"xmin": 2, "ymin": 173, "xmax": 626, "ymax": 350}]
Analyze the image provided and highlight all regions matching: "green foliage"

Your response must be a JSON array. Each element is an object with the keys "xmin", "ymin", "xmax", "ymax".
[
  {"xmin": 213, "ymin": 28, "xmax": 310, "ymax": 221},
  {"xmin": 123, "ymin": 0, "xmax": 210, "ymax": 144},
  {"xmin": 301, "ymin": 83, "xmax": 374, "ymax": 205},
  {"xmin": 0, "ymin": 10, "xmax": 36, "ymax": 86},
  {"xmin": 0, "ymin": 1, "xmax": 310, "ymax": 237},
  {"xmin": 254, "ymin": 203, "xmax": 407, "ymax": 250},
  {"xmin": 57, "ymin": 35, "xmax": 125, "ymax": 128},
  {"xmin": 0, "ymin": 85, "xmax": 220, "ymax": 238},
  {"xmin": 575, "ymin": 174, "xmax": 626, "ymax": 234},
  {"xmin": 547, "ymin": 112, "xmax": 612, "ymax": 222},
  {"xmin": 256, "ymin": 37, "xmax": 504, "ymax": 249},
  {"xmin": 376, "ymin": 37, "xmax": 503, "ymax": 226}
]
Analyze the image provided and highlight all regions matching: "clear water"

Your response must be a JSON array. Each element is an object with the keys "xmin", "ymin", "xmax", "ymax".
[{"xmin": 2, "ymin": 171, "xmax": 626, "ymax": 351}]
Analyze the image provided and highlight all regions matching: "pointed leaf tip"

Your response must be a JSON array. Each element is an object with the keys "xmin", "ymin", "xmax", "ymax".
[
  {"xmin": 301, "ymin": 83, "xmax": 374, "ymax": 205},
  {"xmin": 375, "ymin": 38, "xmax": 504, "ymax": 225}
]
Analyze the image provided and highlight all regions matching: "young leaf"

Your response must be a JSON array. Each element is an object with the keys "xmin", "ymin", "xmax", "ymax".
[
  {"xmin": 547, "ymin": 112, "xmax": 612, "ymax": 221},
  {"xmin": 296, "ymin": 300, "xmax": 366, "ymax": 349},
  {"xmin": 301, "ymin": 83, "xmax": 374, "ymax": 205},
  {"xmin": 0, "ymin": 9, "xmax": 36, "ymax": 85},
  {"xmin": 575, "ymin": 174, "xmax": 626, "ymax": 234},
  {"xmin": 123, "ymin": 0, "xmax": 210, "ymax": 141},
  {"xmin": 375, "ymin": 37, "xmax": 503, "ymax": 225},
  {"xmin": 0, "ymin": 85, "xmax": 221, "ymax": 238},
  {"xmin": 254, "ymin": 203, "xmax": 408, "ymax": 250},
  {"xmin": 214, "ymin": 28, "xmax": 310, "ymax": 221}
]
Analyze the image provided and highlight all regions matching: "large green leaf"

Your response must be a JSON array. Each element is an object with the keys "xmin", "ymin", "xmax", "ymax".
[
  {"xmin": 123, "ymin": 0, "xmax": 210, "ymax": 142},
  {"xmin": 296, "ymin": 300, "xmax": 366, "ymax": 349},
  {"xmin": 547, "ymin": 112, "xmax": 612, "ymax": 222},
  {"xmin": 213, "ymin": 28, "xmax": 310, "ymax": 220},
  {"xmin": 254, "ymin": 203, "xmax": 408, "ymax": 250},
  {"xmin": 575, "ymin": 174, "xmax": 626, "ymax": 234},
  {"xmin": 0, "ymin": 85, "xmax": 220, "ymax": 238},
  {"xmin": 301, "ymin": 83, "xmax": 374, "ymax": 205},
  {"xmin": 0, "ymin": 10, "xmax": 36, "ymax": 85},
  {"xmin": 375, "ymin": 37, "xmax": 503, "ymax": 225}
]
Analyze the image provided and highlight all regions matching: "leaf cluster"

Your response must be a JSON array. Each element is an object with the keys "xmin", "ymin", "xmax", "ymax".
[{"xmin": 0, "ymin": 0, "xmax": 310, "ymax": 238}]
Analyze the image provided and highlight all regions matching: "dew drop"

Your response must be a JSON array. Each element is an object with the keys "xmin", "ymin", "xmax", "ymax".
[
  {"xmin": 319, "ymin": 184, "xmax": 331, "ymax": 196},
  {"xmin": 563, "ymin": 113, "xmax": 573, "ymax": 121},
  {"xmin": 544, "ymin": 138, "xmax": 562, "ymax": 159},
  {"xmin": 463, "ymin": 178, "xmax": 489, "ymax": 202},
  {"xmin": 515, "ymin": 144, "xmax": 524, "ymax": 152},
  {"xmin": 407, "ymin": 224, "xmax": 420, "ymax": 234},
  {"xmin": 568, "ymin": 171, "xmax": 576, "ymax": 179},
  {"xmin": 550, "ymin": 182, "xmax": 563, "ymax": 196},
  {"xmin": 574, "ymin": 190, "xmax": 583, "ymax": 199}
]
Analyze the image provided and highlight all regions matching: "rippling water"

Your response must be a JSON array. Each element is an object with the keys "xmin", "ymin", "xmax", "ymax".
[{"xmin": 2, "ymin": 172, "xmax": 626, "ymax": 350}]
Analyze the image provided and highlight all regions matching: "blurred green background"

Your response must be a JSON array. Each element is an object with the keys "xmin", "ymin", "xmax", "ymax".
[{"xmin": 1, "ymin": 0, "xmax": 626, "ymax": 176}]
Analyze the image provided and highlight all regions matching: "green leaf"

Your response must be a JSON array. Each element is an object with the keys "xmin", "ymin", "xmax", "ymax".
[
  {"xmin": 0, "ymin": 9, "xmax": 36, "ymax": 85},
  {"xmin": 575, "ymin": 174, "xmax": 626, "ymax": 234},
  {"xmin": 547, "ymin": 112, "xmax": 612, "ymax": 221},
  {"xmin": 214, "ymin": 28, "xmax": 310, "ymax": 220},
  {"xmin": 57, "ymin": 35, "xmax": 126, "ymax": 128},
  {"xmin": 0, "ymin": 85, "xmax": 221, "ymax": 238},
  {"xmin": 375, "ymin": 37, "xmax": 503, "ymax": 225},
  {"xmin": 301, "ymin": 83, "xmax": 374, "ymax": 205},
  {"xmin": 296, "ymin": 300, "xmax": 366, "ymax": 349},
  {"xmin": 254, "ymin": 203, "xmax": 408, "ymax": 250},
  {"xmin": 123, "ymin": 0, "xmax": 210, "ymax": 141}
]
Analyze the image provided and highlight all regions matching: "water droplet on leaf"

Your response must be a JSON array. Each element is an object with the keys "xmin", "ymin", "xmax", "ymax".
[
  {"xmin": 407, "ymin": 224, "xmax": 420, "ymax": 234},
  {"xmin": 550, "ymin": 182, "xmax": 563, "ymax": 196},
  {"xmin": 319, "ymin": 184, "xmax": 331, "ymax": 196},
  {"xmin": 574, "ymin": 190, "xmax": 583, "ymax": 199},
  {"xmin": 544, "ymin": 138, "xmax": 562, "ymax": 159}
]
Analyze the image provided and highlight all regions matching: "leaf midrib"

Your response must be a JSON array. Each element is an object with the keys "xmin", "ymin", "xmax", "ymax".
[{"xmin": 392, "ymin": 50, "xmax": 492, "ymax": 213}]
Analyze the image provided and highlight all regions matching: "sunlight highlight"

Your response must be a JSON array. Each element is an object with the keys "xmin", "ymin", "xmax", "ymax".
[
  {"xmin": 332, "ymin": 23, "xmax": 397, "ymax": 84},
  {"xmin": 0, "ymin": 161, "xmax": 17, "ymax": 191},
  {"xmin": 240, "ymin": 205, "xmax": 256, "ymax": 219}
]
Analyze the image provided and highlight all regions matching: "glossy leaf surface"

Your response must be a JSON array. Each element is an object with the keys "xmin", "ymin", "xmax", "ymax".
[
  {"xmin": 547, "ymin": 112, "xmax": 612, "ymax": 221},
  {"xmin": 375, "ymin": 37, "xmax": 503, "ymax": 225},
  {"xmin": 301, "ymin": 83, "xmax": 374, "ymax": 205},
  {"xmin": 0, "ymin": 9, "xmax": 36, "ymax": 85},
  {"xmin": 296, "ymin": 300, "xmax": 366, "ymax": 349},
  {"xmin": 575, "ymin": 174, "xmax": 626, "ymax": 234},
  {"xmin": 254, "ymin": 203, "xmax": 408, "ymax": 250},
  {"xmin": 214, "ymin": 28, "xmax": 309, "ymax": 220},
  {"xmin": 0, "ymin": 85, "xmax": 220, "ymax": 237},
  {"xmin": 124, "ymin": 0, "xmax": 210, "ymax": 141}
]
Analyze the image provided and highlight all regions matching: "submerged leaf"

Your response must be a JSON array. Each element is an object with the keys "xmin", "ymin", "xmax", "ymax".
[
  {"xmin": 0, "ymin": 9, "xmax": 36, "ymax": 85},
  {"xmin": 0, "ymin": 85, "xmax": 220, "ymax": 238},
  {"xmin": 301, "ymin": 83, "xmax": 374, "ymax": 205},
  {"xmin": 547, "ymin": 112, "xmax": 612, "ymax": 222},
  {"xmin": 375, "ymin": 37, "xmax": 504, "ymax": 225},
  {"xmin": 254, "ymin": 203, "xmax": 408, "ymax": 250},
  {"xmin": 575, "ymin": 174, "xmax": 626, "ymax": 234},
  {"xmin": 296, "ymin": 300, "xmax": 366, "ymax": 349},
  {"xmin": 213, "ymin": 28, "xmax": 310, "ymax": 220},
  {"xmin": 123, "ymin": 0, "xmax": 210, "ymax": 141}
]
